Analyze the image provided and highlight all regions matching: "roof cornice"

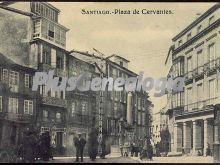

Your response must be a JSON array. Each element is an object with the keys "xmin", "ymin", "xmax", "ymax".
[{"xmin": 172, "ymin": 3, "xmax": 220, "ymax": 42}]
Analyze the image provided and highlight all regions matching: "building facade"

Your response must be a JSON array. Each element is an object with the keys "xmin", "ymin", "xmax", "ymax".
[
  {"xmin": 0, "ymin": 1, "xmax": 69, "ymax": 155},
  {"xmin": 0, "ymin": 2, "xmax": 153, "ymax": 156},
  {"xmin": 165, "ymin": 4, "xmax": 220, "ymax": 157},
  {"xmin": 71, "ymin": 51, "xmax": 153, "ymax": 153},
  {"xmin": 0, "ymin": 53, "xmax": 37, "ymax": 150}
]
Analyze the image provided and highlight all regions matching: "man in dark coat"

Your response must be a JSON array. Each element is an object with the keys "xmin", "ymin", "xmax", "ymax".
[
  {"xmin": 20, "ymin": 129, "xmax": 38, "ymax": 163},
  {"xmin": 39, "ymin": 132, "xmax": 51, "ymax": 161},
  {"xmin": 88, "ymin": 128, "xmax": 98, "ymax": 161},
  {"xmin": 74, "ymin": 133, "xmax": 87, "ymax": 162}
]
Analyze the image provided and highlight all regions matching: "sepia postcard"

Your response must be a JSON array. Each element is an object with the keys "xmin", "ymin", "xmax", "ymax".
[{"xmin": 0, "ymin": 0, "xmax": 219, "ymax": 163}]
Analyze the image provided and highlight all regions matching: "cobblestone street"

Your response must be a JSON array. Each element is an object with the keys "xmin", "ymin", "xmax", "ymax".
[
  {"xmin": 36, "ymin": 156, "xmax": 139, "ymax": 163},
  {"xmin": 35, "ymin": 155, "xmax": 214, "ymax": 163}
]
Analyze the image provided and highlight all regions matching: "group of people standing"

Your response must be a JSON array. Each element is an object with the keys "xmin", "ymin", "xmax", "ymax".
[
  {"xmin": 74, "ymin": 128, "xmax": 107, "ymax": 162},
  {"xmin": 120, "ymin": 136, "xmax": 154, "ymax": 161},
  {"xmin": 18, "ymin": 129, "xmax": 52, "ymax": 163}
]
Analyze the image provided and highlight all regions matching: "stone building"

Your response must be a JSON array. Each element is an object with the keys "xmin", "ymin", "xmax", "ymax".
[
  {"xmin": 71, "ymin": 50, "xmax": 153, "ymax": 154},
  {"xmin": 0, "ymin": 2, "xmax": 69, "ymax": 155},
  {"xmin": 0, "ymin": 53, "xmax": 37, "ymax": 150},
  {"xmin": 165, "ymin": 3, "xmax": 220, "ymax": 156},
  {"xmin": 0, "ymin": 2, "xmax": 153, "ymax": 156},
  {"xmin": 66, "ymin": 54, "xmax": 97, "ymax": 156}
]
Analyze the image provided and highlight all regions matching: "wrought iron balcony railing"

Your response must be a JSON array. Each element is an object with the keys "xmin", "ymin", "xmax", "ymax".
[
  {"xmin": 1, "ymin": 112, "xmax": 34, "ymax": 123},
  {"xmin": 185, "ymin": 71, "xmax": 193, "ymax": 82},
  {"xmin": 203, "ymin": 57, "xmax": 220, "ymax": 73},
  {"xmin": 41, "ymin": 96, "xmax": 67, "ymax": 108},
  {"xmin": 68, "ymin": 113, "xmax": 91, "ymax": 125},
  {"xmin": 183, "ymin": 96, "xmax": 219, "ymax": 113}
]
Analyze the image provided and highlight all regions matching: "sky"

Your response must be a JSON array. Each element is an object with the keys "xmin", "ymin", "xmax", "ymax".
[{"xmin": 50, "ymin": 2, "xmax": 216, "ymax": 114}]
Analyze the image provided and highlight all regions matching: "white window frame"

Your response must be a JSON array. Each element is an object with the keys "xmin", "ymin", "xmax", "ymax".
[
  {"xmin": 24, "ymin": 100, "xmax": 33, "ymax": 115},
  {"xmin": 43, "ymin": 110, "xmax": 49, "ymax": 118},
  {"xmin": 2, "ymin": 69, "xmax": 8, "ymax": 82},
  {"xmin": 71, "ymin": 102, "xmax": 75, "ymax": 116},
  {"xmin": 25, "ymin": 74, "xmax": 30, "ymax": 88},
  {"xmin": 8, "ymin": 98, "xmax": 18, "ymax": 114}
]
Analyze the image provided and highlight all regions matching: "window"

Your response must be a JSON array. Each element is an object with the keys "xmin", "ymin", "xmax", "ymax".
[
  {"xmin": 178, "ymin": 39, "xmax": 182, "ymax": 46},
  {"xmin": 43, "ymin": 110, "xmax": 48, "ymax": 118},
  {"xmin": 25, "ymin": 74, "xmax": 30, "ymax": 88},
  {"xmin": 55, "ymin": 26, "xmax": 60, "ymax": 44},
  {"xmin": 9, "ymin": 71, "xmax": 19, "ymax": 92},
  {"xmin": 187, "ymin": 32, "xmax": 192, "ymax": 41},
  {"xmin": 60, "ymin": 30, "xmax": 66, "ymax": 47},
  {"xmin": 42, "ymin": 44, "xmax": 51, "ymax": 64},
  {"xmin": 197, "ymin": 50, "xmax": 203, "ymax": 67},
  {"xmin": 209, "ymin": 79, "xmax": 216, "ymax": 99},
  {"xmin": 142, "ymin": 112, "xmax": 145, "ymax": 125},
  {"xmin": 187, "ymin": 87, "xmax": 192, "ymax": 105},
  {"xmin": 197, "ymin": 83, "xmax": 203, "ymax": 102},
  {"xmin": 8, "ymin": 98, "xmax": 18, "ymax": 114},
  {"xmin": 209, "ymin": 16, "xmax": 215, "ymax": 25},
  {"xmin": 81, "ymin": 102, "xmax": 87, "ymax": 114},
  {"xmin": 2, "ymin": 69, "xmax": 8, "ymax": 83},
  {"xmin": 138, "ymin": 111, "xmax": 141, "ymax": 125},
  {"xmin": 208, "ymin": 44, "xmax": 215, "ymax": 61},
  {"xmin": 197, "ymin": 25, "xmax": 202, "ymax": 34},
  {"xmin": 138, "ymin": 98, "xmax": 141, "ymax": 109},
  {"xmin": 33, "ymin": 20, "xmax": 40, "ymax": 37},
  {"xmin": 0, "ymin": 96, "xmax": 2, "ymax": 112},
  {"xmin": 120, "ymin": 61, "xmax": 123, "ymax": 67},
  {"xmin": 48, "ymin": 23, "xmax": 54, "ymax": 39},
  {"xmin": 24, "ymin": 100, "xmax": 33, "ymax": 115},
  {"xmin": 187, "ymin": 56, "xmax": 192, "ymax": 73},
  {"xmin": 56, "ymin": 112, "xmax": 61, "ymax": 119},
  {"xmin": 142, "ymin": 99, "xmax": 145, "ymax": 108},
  {"xmin": 56, "ymin": 50, "xmax": 64, "ymax": 69},
  {"xmin": 114, "ymin": 102, "xmax": 117, "ymax": 111},
  {"xmin": 71, "ymin": 102, "xmax": 76, "ymax": 116}
]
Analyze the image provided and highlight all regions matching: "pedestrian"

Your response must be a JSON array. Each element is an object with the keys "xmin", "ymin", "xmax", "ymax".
[
  {"xmin": 123, "ymin": 141, "xmax": 130, "ymax": 157},
  {"xmin": 100, "ymin": 134, "xmax": 107, "ymax": 159},
  {"xmin": 138, "ymin": 137, "xmax": 143, "ymax": 157},
  {"xmin": 39, "ymin": 132, "xmax": 51, "ymax": 161},
  {"xmin": 119, "ymin": 138, "xmax": 123, "ymax": 157},
  {"xmin": 88, "ymin": 128, "xmax": 98, "ymax": 161},
  {"xmin": 20, "ymin": 128, "xmax": 38, "ymax": 163},
  {"xmin": 206, "ymin": 143, "xmax": 211, "ymax": 156},
  {"xmin": 140, "ymin": 138, "xmax": 148, "ymax": 160},
  {"xmin": 74, "ymin": 133, "xmax": 86, "ymax": 162},
  {"xmin": 147, "ymin": 143, "xmax": 153, "ymax": 161},
  {"xmin": 130, "ymin": 142, "xmax": 134, "ymax": 157},
  {"xmin": 155, "ymin": 142, "xmax": 161, "ymax": 157}
]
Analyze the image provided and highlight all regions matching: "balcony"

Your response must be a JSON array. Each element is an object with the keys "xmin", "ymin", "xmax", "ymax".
[
  {"xmin": 184, "ymin": 97, "xmax": 219, "ymax": 112},
  {"xmin": 41, "ymin": 96, "xmax": 67, "ymax": 108},
  {"xmin": 2, "ymin": 112, "xmax": 34, "ymax": 123},
  {"xmin": 184, "ymin": 71, "xmax": 193, "ymax": 83},
  {"xmin": 192, "ymin": 66, "xmax": 204, "ymax": 79},
  {"xmin": 204, "ymin": 57, "xmax": 220, "ymax": 75},
  {"xmin": 38, "ymin": 63, "xmax": 68, "ymax": 77},
  {"xmin": 33, "ymin": 17, "xmax": 68, "ymax": 49},
  {"xmin": 69, "ymin": 114, "xmax": 91, "ymax": 126}
]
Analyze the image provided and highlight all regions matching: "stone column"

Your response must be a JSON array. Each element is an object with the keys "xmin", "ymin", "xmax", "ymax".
[
  {"xmin": 183, "ymin": 122, "xmax": 187, "ymax": 153},
  {"xmin": 203, "ymin": 119, "xmax": 208, "ymax": 156},
  {"xmin": 127, "ymin": 92, "xmax": 132, "ymax": 124},
  {"xmin": 173, "ymin": 123, "xmax": 178, "ymax": 152},
  {"xmin": 192, "ymin": 120, "xmax": 196, "ymax": 155}
]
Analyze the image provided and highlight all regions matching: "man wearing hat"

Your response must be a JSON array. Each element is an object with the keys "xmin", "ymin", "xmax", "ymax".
[{"xmin": 74, "ymin": 132, "xmax": 86, "ymax": 162}]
